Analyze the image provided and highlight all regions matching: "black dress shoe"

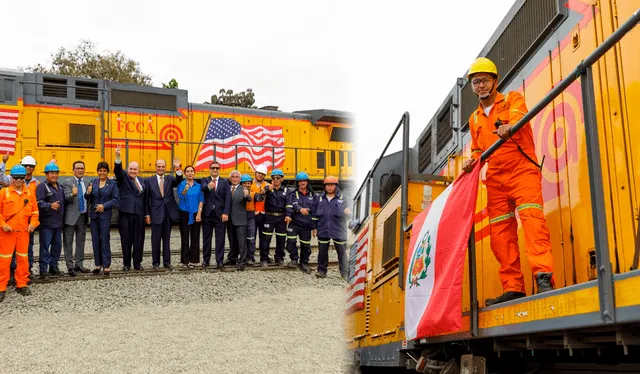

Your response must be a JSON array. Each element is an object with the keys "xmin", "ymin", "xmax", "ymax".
[
  {"xmin": 134, "ymin": 265, "xmax": 144, "ymax": 271},
  {"xmin": 68, "ymin": 269, "xmax": 77, "ymax": 277},
  {"xmin": 223, "ymin": 259, "xmax": 236, "ymax": 266},
  {"xmin": 164, "ymin": 264, "xmax": 173, "ymax": 271},
  {"xmin": 153, "ymin": 264, "xmax": 160, "ymax": 270},
  {"xmin": 75, "ymin": 267, "xmax": 91, "ymax": 274},
  {"xmin": 216, "ymin": 264, "xmax": 224, "ymax": 270},
  {"xmin": 39, "ymin": 273, "xmax": 48, "ymax": 280},
  {"xmin": 201, "ymin": 262, "xmax": 209, "ymax": 269},
  {"xmin": 237, "ymin": 264, "xmax": 246, "ymax": 271},
  {"xmin": 123, "ymin": 266, "xmax": 131, "ymax": 272},
  {"xmin": 49, "ymin": 267, "xmax": 61, "ymax": 276}
]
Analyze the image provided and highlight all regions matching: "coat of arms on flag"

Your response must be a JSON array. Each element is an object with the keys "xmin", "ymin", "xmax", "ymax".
[
  {"xmin": 193, "ymin": 117, "xmax": 285, "ymax": 172},
  {"xmin": 345, "ymin": 226, "xmax": 368, "ymax": 314},
  {"xmin": 404, "ymin": 161, "xmax": 481, "ymax": 340}
]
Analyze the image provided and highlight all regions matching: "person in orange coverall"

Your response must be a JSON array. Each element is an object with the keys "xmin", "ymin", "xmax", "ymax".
[
  {"xmin": 462, "ymin": 57, "xmax": 554, "ymax": 306},
  {"xmin": 0, "ymin": 164, "xmax": 40, "ymax": 302}
]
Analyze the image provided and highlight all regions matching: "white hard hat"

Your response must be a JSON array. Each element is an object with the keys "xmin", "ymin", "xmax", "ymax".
[
  {"xmin": 255, "ymin": 165, "xmax": 268, "ymax": 175},
  {"xmin": 21, "ymin": 155, "xmax": 37, "ymax": 166}
]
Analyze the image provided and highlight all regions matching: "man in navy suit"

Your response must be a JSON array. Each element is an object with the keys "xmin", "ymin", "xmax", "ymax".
[
  {"xmin": 145, "ymin": 158, "xmax": 183, "ymax": 271},
  {"xmin": 200, "ymin": 161, "xmax": 231, "ymax": 270},
  {"xmin": 113, "ymin": 145, "xmax": 146, "ymax": 271}
]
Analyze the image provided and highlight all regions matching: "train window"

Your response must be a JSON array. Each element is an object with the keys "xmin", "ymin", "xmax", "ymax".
[
  {"xmin": 340, "ymin": 151, "xmax": 344, "ymax": 167},
  {"xmin": 75, "ymin": 81, "xmax": 99, "ymax": 101},
  {"xmin": 110, "ymin": 89, "xmax": 177, "ymax": 111},
  {"xmin": 43, "ymin": 77, "xmax": 68, "ymax": 98},
  {"xmin": 382, "ymin": 209, "xmax": 398, "ymax": 265},
  {"xmin": 436, "ymin": 98, "xmax": 453, "ymax": 154},
  {"xmin": 380, "ymin": 173, "xmax": 401, "ymax": 208},
  {"xmin": 0, "ymin": 79, "xmax": 14, "ymax": 102},
  {"xmin": 418, "ymin": 126, "xmax": 432, "ymax": 172},
  {"xmin": 348, "ymin": 151, "xmax": 352, "ymax": 166},
  {"xmin": 69, "ymin": 124, "xmax": 96, "ymax": 147},
  {"xmin": 316, "ymin": 151, "xmax": 325, "ymax": 169},
  {"xmin": 329, "ymin": 127, "xmax": 354, "ymax": 142},
  {"xmin": 331, "ymin": 150, "xmax": 336, "ymax": 167}
]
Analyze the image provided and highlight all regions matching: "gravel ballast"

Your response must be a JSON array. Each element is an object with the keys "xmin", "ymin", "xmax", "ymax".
[{"xmin": 1, "ymin": 226, "xmax": 353, "ymax": 373}]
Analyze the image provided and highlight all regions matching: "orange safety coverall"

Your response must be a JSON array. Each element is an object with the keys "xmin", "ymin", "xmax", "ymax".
[
  {"xmin": 0, "ymin": 185, "xmax": 40, "ymax": 291},
  {"xmin": 469, "ymin": 91, "xmax": 554, "ymax": 293}
]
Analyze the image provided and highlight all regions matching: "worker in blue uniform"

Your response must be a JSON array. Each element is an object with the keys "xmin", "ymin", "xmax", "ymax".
[{"xmin": 285, "ymin": 171, "xmax": 318, "ymax": 274}]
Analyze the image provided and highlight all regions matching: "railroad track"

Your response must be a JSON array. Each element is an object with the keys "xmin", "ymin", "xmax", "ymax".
[
  {"xmin": 32, "ymin": 245, "xmax": 325, "ymax": 262},
  {"xmin": 26, "ymin": 260, "xmax": 342, "ymax": 285}
]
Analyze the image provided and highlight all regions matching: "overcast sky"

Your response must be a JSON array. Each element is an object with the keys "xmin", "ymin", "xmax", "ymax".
[{"xmin": 2, "ymin": 0, "xmax": 516, "ymax": 185}]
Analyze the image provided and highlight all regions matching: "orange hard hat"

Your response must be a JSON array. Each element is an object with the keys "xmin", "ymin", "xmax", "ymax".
[{"xmin": 324, "ymin": 175, "xmax": 338, "ymax": 185}]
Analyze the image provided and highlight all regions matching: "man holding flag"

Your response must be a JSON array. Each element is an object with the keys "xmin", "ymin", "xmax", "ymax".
[{"xmin": 462, "ymin": 57, "xmax": 555, "ymax": 306}]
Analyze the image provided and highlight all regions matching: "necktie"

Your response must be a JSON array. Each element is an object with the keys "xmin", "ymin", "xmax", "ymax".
[
  {"xmin": 160, "ymin": 176, "xmax": 165, "ymax": 197},
  {"xmin": 135, "ymin": 178, "xmax": 142, "ymax": 192},
  {"xmin": 232, "ymin": 185, "xmax": 236, "ymax": 194},
  {"xmin": 212, "ymin": 178, "xmax": 217, "ymax": 192},
  {"xmin": 78, "ymin": 179, "xmax": 85, "ymax": 213}
]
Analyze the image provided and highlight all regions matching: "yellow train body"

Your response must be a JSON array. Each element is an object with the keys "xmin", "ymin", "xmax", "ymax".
[
  {"xmin": 347, "ymin": 1, "xmax": 640, "ymax": 370},
  {"xmin": 0, "ymin": 74, "xmax": 354, "ymax": 188}
]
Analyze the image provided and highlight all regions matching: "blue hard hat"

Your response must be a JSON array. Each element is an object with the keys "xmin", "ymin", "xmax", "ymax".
[
  {"xmin": 44, "ymin": 162, "xmax": 60, "ymax": 173},
  {"xmin": 296, "ymin": 171, "xmax": 309, "ymax": 181},
  {"xmin": 271, "ymin": 169, "xmax": 284, "ymax": 178},
  {"xmin": 240, "ymin": 174, "xmax": 252, "ymax": 183},
  {"xmin": 10, "ymin": 164, "xmax": 27, "ymax": 177}
]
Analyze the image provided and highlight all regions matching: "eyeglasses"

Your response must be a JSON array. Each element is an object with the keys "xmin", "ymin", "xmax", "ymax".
[
  {"xmin": 471, "ymin": 77, "xmax": 493, "ymax": 87},
  {"xmin": 24, "ymin": 165, "xmax": 35, "ymax": 168},
  {"xmin": 13, "ymin": 176, "xmax": 25, "ymax": 180},
  {"xmin": 210, "ymin": 167, "xmax": 220, "ymax": 170},
  {"xmin": 272, "ymin": 176, "xmax": 282, "ymax": 180}
]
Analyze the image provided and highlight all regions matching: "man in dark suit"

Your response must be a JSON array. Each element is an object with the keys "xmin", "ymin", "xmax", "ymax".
[
  {"xmin": 113, "ymin": 145, "xmax": 146, "ymax": 271},
  {"xmin": 226, "ymin": 170, "xmax": 251, "ymax": 271},
  {"xmin": 145, "ymin": 158, "xmax": 183, "ymax": 271},
  {"xmin": 200, "ymin": 161, "xmax": 231, "ymax": 270}
]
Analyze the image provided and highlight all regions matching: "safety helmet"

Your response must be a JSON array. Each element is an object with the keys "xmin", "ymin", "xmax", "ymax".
[
  {"xmin": 323, "ymin": 175, "xmax": 339, "ymax": 185},
  {"xmin": 10, "ymin": 164, "xmax": 27, "ymax": 177},
  {"xmin": 20, "ymin": 155, "xmax": 37, "ymax": 166},
  {"xmin": 295, "ymin": 171, "xmax": 309, "ymax": 181},
  {"xmin": 254, "ymin": 165, "xmax": 268, "ymax": 176},
  {"xmin": 44, "ymin": 162, "xmax": 60, "ymax": 173},
  {"xmin": 467, "ymin": 57, "xmax": 498, "ymax": 79},
  {"xmin": 271, "ymin": 169, "xmax": 284, "ymax": 178},
  {"xmin": 240, "ymin": 174, "xmax": 252, "ymax": 183}
]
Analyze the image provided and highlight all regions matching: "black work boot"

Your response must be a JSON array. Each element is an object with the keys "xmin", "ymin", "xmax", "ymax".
[
  {"xmin": 16, "ymin": 287, "xmax": 31, "ymax": 296},
  {"xmin": 485, "ymin": 291, "xmax": 526, "ymax": 306},
  {"xmin": 300, "ymin": 263, "xmax": 311, "ymax": 274},
  {"xmin": 0, "ymin": 291, "xmax": 5, "ymax": 302},
  {"xmin": 535, "ymin": 272, "xmax": 554, "ymax": 293}
]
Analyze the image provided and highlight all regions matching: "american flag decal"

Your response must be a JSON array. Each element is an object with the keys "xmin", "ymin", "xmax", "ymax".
[
  {"xmin": 0, "ymin": 108, "xmax": 18, "ymax": 154},
  {"xmin": 345, "ymin": 227, "xmax": 368, "ymax": 314},
  {"xmin": 194, "ymin": 117, "xmax": 285, "ymax": 172}
]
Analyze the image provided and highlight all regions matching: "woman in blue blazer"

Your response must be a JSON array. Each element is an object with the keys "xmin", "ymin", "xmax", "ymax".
[{"xmin": 85, "ymin": 161, "xmax": 120, "ymax": 276}]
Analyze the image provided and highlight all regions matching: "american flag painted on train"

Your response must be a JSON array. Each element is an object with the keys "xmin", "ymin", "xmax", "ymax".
[
  {"xmin": 194, "ymin": 117, "xmax": 285, "ymax": 172},
  {"xmin": 345, "ymin": 227, "xmax": 368, "ymax": 314},
  {"xmin": 0, "ymin": 108, "xmax": 18, "ymax": 154}
]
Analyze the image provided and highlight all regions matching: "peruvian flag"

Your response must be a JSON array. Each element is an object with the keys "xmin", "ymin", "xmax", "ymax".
[{"xmin": 404, "ymin": 161, "xmax": 481, "ymax": 340}]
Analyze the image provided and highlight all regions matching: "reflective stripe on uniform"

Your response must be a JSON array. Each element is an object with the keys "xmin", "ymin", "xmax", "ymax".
[
  {"xmin": 318, "ymin": 240, "xmax": 330, "ymax": 244},
  {"xmin": 287, "ymin": 236, "xmax": 297, "ymax": 240},
  {"xmin": 516, "ymin": 203, "xmax": 543, "ymax": 212},
  {"xmin": 334, "ymin": 240, "xmax": 346, "ymax": 245},
  {"xmin": 489, "ymin": 212, "xmax": 515, "ymax": 224},
  {"xmin": 275, "ymin": 233, "xmax": 286, "ymax": 237},
  {"xmin": 0, "ymin": 253, "xmax": 12, "ymax": 259},
  {"xmin": 300, "ymin": 239, "xmax": 311, "ymax": 245},
  {"xmin": 261, "ymin": 231, "xmax": 273, "ymax": 236},
  {"xmin": 15, "ymin": 252, "xmax": 28, "ymax": 257}
]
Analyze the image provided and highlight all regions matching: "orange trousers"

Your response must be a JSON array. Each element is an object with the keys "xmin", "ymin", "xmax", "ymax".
[
  {"xmin": 486, "ymin": 157, "xmax": 554, "ymax": 293},
  {"xmin": 0, "ymin": 230, "xmax": 30, "ymax": 291}
]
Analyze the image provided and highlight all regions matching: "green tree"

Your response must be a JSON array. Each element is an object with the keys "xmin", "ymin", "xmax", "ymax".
[
  {"xmin": 27, "ymin": 40, "xmax": 153, "ymax": 86},
  {"xmin": 206, "ymin": 88, "xmax": 257, "ymax": 108},
  {"xmin": 162, "ymin": 78, "xmax": 179, "ymax": 89}
]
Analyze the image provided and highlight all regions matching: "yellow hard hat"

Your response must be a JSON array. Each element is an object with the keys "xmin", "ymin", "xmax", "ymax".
[{"xmin": 467, "ymin": 57, "xmax": 498, "ymax": 79}]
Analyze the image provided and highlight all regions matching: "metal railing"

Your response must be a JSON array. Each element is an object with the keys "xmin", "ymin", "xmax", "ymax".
[{"xmin": 107, "ymin": 137, "xmax": 354, "ymax": 182}]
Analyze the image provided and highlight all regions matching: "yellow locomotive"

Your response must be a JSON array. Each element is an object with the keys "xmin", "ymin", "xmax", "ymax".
[
  {"xmin": 346, "ymin": 1, "xmax": 640, "ymax": 373},
  {"xmin": 0, "ymin": 69, "xmax": 355, "ymax": 191}
]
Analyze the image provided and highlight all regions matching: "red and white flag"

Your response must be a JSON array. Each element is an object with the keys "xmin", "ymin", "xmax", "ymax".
[
  {"xmin": 404, "ymin": 162, "xmax": 481, "ymax": 340},
  {"xmin": 0, "ymin": 108, "xmax": 19, "ymax": 154},
  {"xmin": 345, "ymin": 227, "xmax": 368, "ymax": 314}
]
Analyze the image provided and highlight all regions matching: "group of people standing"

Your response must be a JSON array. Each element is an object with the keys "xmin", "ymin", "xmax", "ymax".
[{"xmin": 0, "ymin": 147, "xmax": 352, "ymax": 301}]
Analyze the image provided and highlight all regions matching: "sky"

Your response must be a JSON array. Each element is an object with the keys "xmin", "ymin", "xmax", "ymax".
[{"xmin": 1, "ymin": 0, "xmax": 517, "ymax": 186}]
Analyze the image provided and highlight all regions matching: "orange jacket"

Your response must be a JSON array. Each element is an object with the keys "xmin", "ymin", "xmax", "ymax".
[
  {"xmin": 251, "ymin": 180, "xmax": 269, "ymax": 213},
  {"xmin": 0, "ymin": 185, "xmax": 40, "ymax": 231},
  {"xmin": 468, "ymin": 91, "xmax": 539, "ymax": 166}
]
